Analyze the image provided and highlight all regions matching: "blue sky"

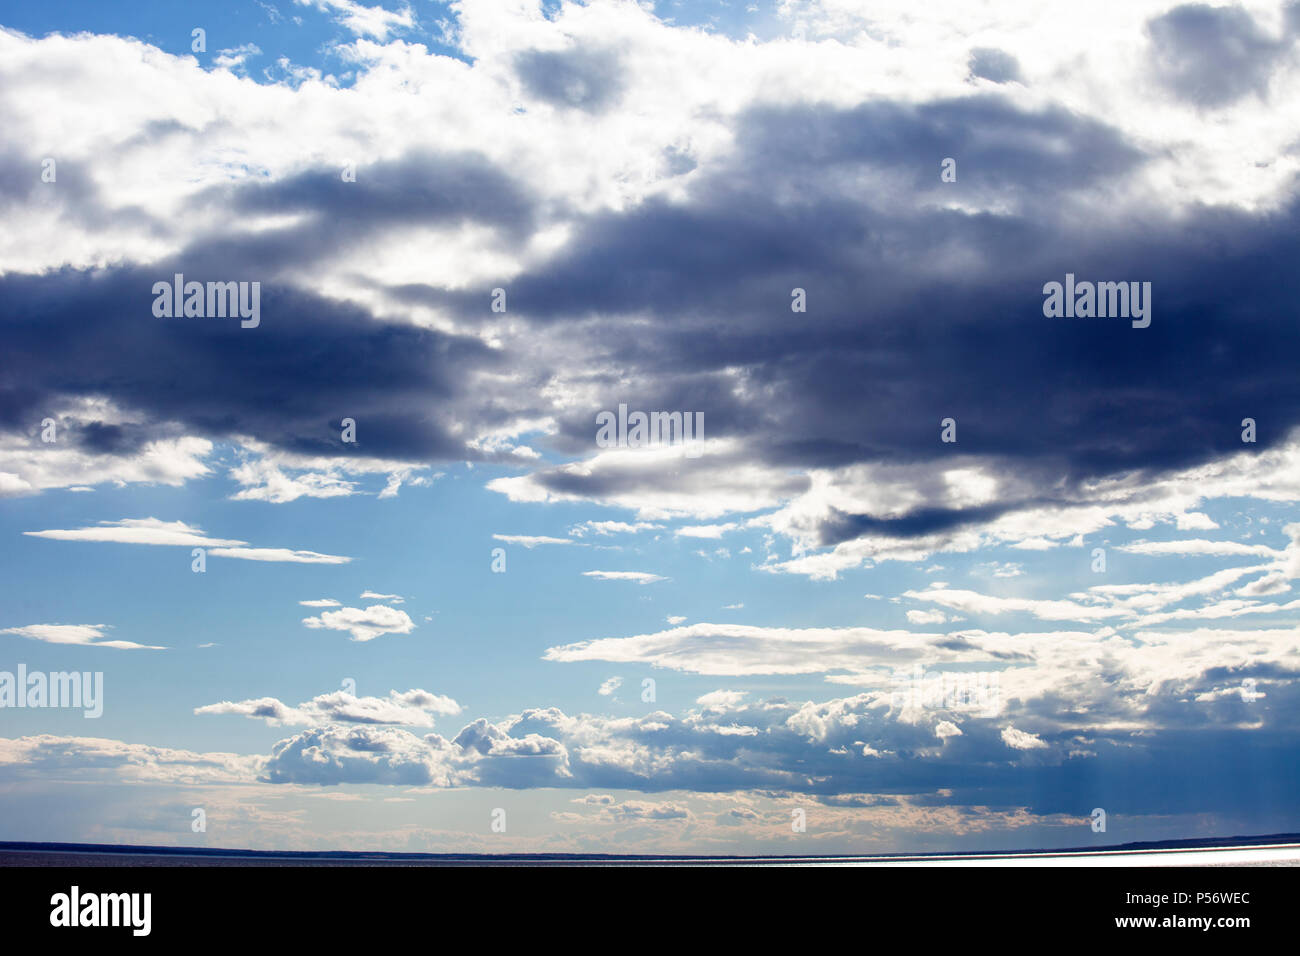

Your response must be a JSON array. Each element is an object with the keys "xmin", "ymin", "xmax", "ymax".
[{"xmin": 2, "ymin": 0, "xmax": 1300, "ymax": 855}]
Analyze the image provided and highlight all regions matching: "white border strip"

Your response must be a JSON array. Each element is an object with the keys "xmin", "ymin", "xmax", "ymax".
[{"xmin": 743, "ymin": 844, "xmax": 1300, "ymax": 866}]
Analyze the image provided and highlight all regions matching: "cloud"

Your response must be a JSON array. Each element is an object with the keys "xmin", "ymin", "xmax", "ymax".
[
  {"xmin": 196, "ymin": 688, "xmax": 461, "ymax": 727},
  {"xmin": 235, "ymin": 659, "xmax": 1300, "ymax": 800},
  {"xmin": 569, "ymin": 521, "xmax": 663, "ymax": 537},
  {"xmin": 293, "ymin": 0, "xmax": 415, "ymax": 40},
  {"xmin": 1119, "ymin": 539, "xmax": 1279, "ymax": 557},
  {"xmin": 228, "ymin": 462, "xmax": 357, "ymax": 502},
  {"xmin": 675, "ymin": 523, "xmax": 738, "ymax": 539},
  {"xmin": 906, "ymin": 609, "xmax": 948, "ymax": 625},
  {"xmin": 546, "ymin": 622, "xmax": 957, "ymax": 676},
  {"xmin": 582, "ymin": 571, "xmax": 667, "ymax": 584},
  {"xmin": 935, "ymin": 720, "xmax": 963, "ymax": 739},
  {"xmin": 514, "ymin": 46, "xmax": 625, "ymax": 113},
  {"xmin": 493, "ymin": 534, "xmax": 579, "ymax": 548},
  {"xmin": 302, "ymin": 605, "xmax": 415, "ymax": 642},
  {"xmin": 601, "ymin": 799, "xmax": 692, "ymax": 823},
  {"xmin": 359, "ymin": 590, "xmax": 403, "ymax": 602},
  {"xmin": 214, "ymin": 43, "xmax": 263, "ymax": 73},
  {"xmin": 207, "ymin": 547, "xmax": 350, "ymax": 564},
  {"xmin": 598, "ymin": 677, "xmax": 622, "ymax": 697},
  {"xmin": 22, "ymin": 518, "xmax": 350, "ymax": 563},
  {"xmin": 1238, "ymin": 572, "xmax": 1291, "ymax": 597},
  {"xmin": 902, "ymin": 562, "xmax": 1281, "ymax": 626},
  {"xmin": 5, "ymin": 8, "xmax": 1300, "ymax": 587},
  {"xmin": 261, "ymin": 725, "xmax": 454, "ymax": 786},
  {"xmin": 23, "ymin": 517, "xmax": 242, "ymax": 548},
  {"xmin": 903, "ymin": 588, "xmax": 1128, "ymax": 623},
  {"xmin": 0, "ymin": 623, "xmax": 165, "ymax": 651},
  {"xmin": 696, "ymin": 690, "xmax": 748, "ymax": 713},
  {"xmin": 1001, "ymin": 726, "xmax": 1048, "ymax": 750},
  {"xmin": 572, "ymin": 793, "xmax": 616, "ymax": 807},
  {"xmin": 227, "ymin": 445, "xmax": 439, "ymax": 503},
  {"xmin": 968, "ymin": 47, "xmax": 1022, "ymax": 84},
  {"xmin": 1146, "ymin": 3, "xmax": 1294, "ymax": 108},
  {"xmin": 0, "ymin": 401, "xmax": 214, "ymax": 497},
  {"xmin": 3, "ymin": 0, "xmax": 1300, "ymax": 849},
  {"xmin": 0, "ymin": 735, "xmax": 260, "ymax": 784},
  {"xmin": 10, "ymin": 643, "xmax": 1300, "ymax": 818}
]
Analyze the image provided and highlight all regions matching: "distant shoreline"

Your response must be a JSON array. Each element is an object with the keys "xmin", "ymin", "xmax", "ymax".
[{"xmin": 4, "ymin": 834, "xmax": 1299, "ymax": 866}]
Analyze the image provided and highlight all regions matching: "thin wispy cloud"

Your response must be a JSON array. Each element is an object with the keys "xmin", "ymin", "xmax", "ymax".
[{"xmin": 1, "ymin": 624, "xmax": 165, "ymax": 651}]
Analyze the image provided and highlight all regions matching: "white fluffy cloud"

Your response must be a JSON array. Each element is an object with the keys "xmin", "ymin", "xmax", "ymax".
[{"xmin": 302, "ymin": 604, "xmax": 416, "ymax": 641}]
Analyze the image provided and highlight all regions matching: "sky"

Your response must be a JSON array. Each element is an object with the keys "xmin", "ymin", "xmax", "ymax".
[{"xmin": 1, "ymin": 0, "xmax": 1300, "ymax": 856}]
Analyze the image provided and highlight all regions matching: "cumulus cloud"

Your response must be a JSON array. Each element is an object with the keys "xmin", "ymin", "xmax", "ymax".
[
  {"xmin": 1001, "ymin": 726, "xmax": 1048, "ymax": 750},
  {"xmin": 696, "ymin": 690, "xmax": 748, "ymax": 713},
  {"xmin": 302, "ymin": 605, "xmax": 415, "ymax": 642},
  {"xmin": 235, "ymin": 661, "xmax": 1300, "ymax": 800},
  {"xmin": 294, "ymin": 0, "xmax": 415, "ymax": 40}
]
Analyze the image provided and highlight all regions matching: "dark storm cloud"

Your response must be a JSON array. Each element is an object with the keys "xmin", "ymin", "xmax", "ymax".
[
  {"xmin": 221, "ymin": 151, "xmax": 533, "ymax": 231},
  {"xmin": 469, "ymin": 95, "xmax": 1300, "ymax": 536},
  {"xmin": 184, "ymin": 150, "xmax": 536, "ymax": 275},
  {"xmin": 7, "ymin": 91, "xmax": 1300, "ymax": 539},
  {"xmin": 817, "ymin": 503, "xmax": 1021, "ymax": 547},
  {"xmin": 514, "ymin": 47, "xmax": 625, "ymax": 112},
  {"xmin": 1147, "ymin": 3, "xmax": 1296, "ymax": 108},
  {"xmin": 0, "ymin": 150, "xmax": 546, "ymax": 465},
  {"xmin": 453, "ymin": 96, "xmax": 1147, "ymax": 328},
  {"xmin": 0, "ymin": 265, "xmax": 501, "ymax": 462},
  {"xmin": 76, "ymin": 421, "xmax": 158, "ymax": 455}
]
